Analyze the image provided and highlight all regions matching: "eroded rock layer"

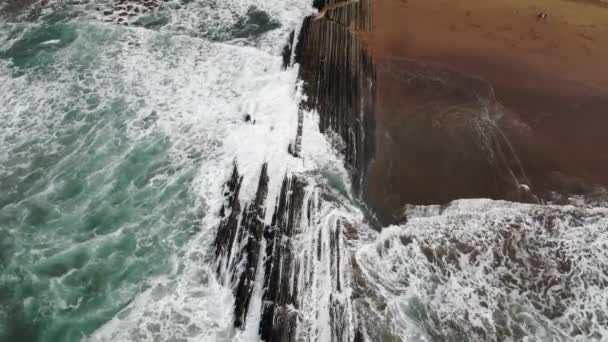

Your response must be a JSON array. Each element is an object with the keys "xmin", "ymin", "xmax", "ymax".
[
  {"xmin": 210, "ymin": 2, "xmax": 379, "ymax": 340},
  {"xmin": 294, "ymin": 0, "xmax": 375, "ymax": 194},
  {"xmin": 214, "ymin": 164, "xmax": 357, "ymax": 341}
]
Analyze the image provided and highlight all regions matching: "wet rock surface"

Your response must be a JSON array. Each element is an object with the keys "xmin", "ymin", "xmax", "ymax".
[
  {"xmin": 258, "ymin": 174, "xmax": 307, "ymax": 341},
  {"xmin": 213, "ymin": 162, "xmax": 357, "ymax": 341},
  {"xmin": 230, "ymin": 6, "xmax": 281, "ymax": 39},
  {"xmin": 211, "ymin": 0, "xmax": 608, "ymax": 341},
  {"xmin": 294, "ymin": 0, "xmax": 375, "ymax": 195},
  {"xmin": 214, "ymin": 163, "xmax": 268, "ymax": 328},
  {"xmin": 208, "ymin": 1, "xmax": 377, "ymax": 340}
]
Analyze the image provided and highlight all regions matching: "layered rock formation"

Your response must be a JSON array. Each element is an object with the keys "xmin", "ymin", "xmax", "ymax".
[
  {"xmin": 294, "ymin": 0, "xmax": 375, "ymax": 194},
  {"xmin": 211, "ymin": 1, "xmax": 376, "ymax": 340},
  {"xmin": 209, "ymin": 0, "xmax": 608, "ymax": 342},
  {"xmin": 213, "ymin": 163, "xmax": 357, "ymax": 341}
]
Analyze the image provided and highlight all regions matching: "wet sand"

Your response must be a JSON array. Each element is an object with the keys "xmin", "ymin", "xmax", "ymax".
[{"xmin": 365, "ymin": 0, "xmax": 608, "ymax": 222}]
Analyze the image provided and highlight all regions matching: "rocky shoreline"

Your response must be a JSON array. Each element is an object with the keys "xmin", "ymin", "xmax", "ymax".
[
  {"xmin": 212, "ymin": 0, "xmax": 608, "ymax": 339},
  {"xmin": 211, "ymin": 0, "xmax": 375, "ymax": 339},
  {"xmin": 294, "ymin": 0, "xmax": 376, "ymax": 196}
]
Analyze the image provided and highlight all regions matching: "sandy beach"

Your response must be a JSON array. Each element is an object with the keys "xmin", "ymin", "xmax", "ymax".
[{"xmin": 364, "ymin": 0, "xmax": 608, "ymax": 222}]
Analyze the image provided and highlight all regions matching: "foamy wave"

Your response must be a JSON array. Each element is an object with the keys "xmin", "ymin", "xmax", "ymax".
[
  {"xmin": 74, "ymin": 1, "xmax": 372, "ymax": 340},
  {"xmin": 356, "ymin": 199, "xmax": 608, "ymax": 341}
]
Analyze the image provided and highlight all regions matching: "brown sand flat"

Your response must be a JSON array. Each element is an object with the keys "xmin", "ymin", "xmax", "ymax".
[
  {"xmin": 372, "ymin": 0, "xmax": 608, "ymax": 90},
  {"xmin": 365, "ymin": 0, "xmax": 608, "ymax": 222}
]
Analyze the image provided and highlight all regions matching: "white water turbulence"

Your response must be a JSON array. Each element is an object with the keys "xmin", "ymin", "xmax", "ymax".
[
  {"xmin": 2, "ymin": 1, "xmax": 608, "ymax": 342},
  {"xmin": 81, "ymin": 5, "xmax": 364, "ymax": 342},
  {"xmin": 356, "ymin": 200, "xmax": 608, "ymax": 342},
  {"xmin": 0, "ymin": 0, "xmax": 371, "ymax": 341},
  {"xmin": 0, "ymin": 0, "xmax": 367, "ymax": 340}
]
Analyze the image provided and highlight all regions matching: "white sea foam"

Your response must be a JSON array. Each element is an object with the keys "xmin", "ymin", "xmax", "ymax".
[
  {"xmin": 1, "ymin": 0, "xmax": 326, "ymax": 338},
  {"xmin": 74, "ymin": 0, "xmax": 368, "ymax": 340},
  {"xmin": 356, "ymin": 199, "xmax": 608, "ymax": 341},
  {"xmin": 5, "ymin": 1, "xmax": 606, "ymax": 341},
  {"xmin": 40, "ymin": 39, "xmax": 61, "ymax": 45}
]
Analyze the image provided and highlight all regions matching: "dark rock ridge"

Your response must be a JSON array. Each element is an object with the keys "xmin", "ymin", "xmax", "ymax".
[
  {"xmin": 293, "ymin": 0, "xmax": 376, "ymax": 195},
  {"xmin": 213, "ymin": 162, "xmax": 357, "ymax": 341},
  {"xmin": 258, "ymin": 174, "xmax": 307, "ymax": 341},
  {"xmin": 214, "ymin": 163, "xmax": 268, "ymax": 328},
  {"xmin": 212, "ymin": 1, "xmax": 377, "ymax": 340},
  {"xmin": 230, "ymin": 6, "xmax": 281, "ymax": 40}
]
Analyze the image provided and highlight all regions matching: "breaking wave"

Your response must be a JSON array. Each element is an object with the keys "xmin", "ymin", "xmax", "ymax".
[{"xmin": 1, "ymin": 1, "xmax": 607, "ymax": 342}]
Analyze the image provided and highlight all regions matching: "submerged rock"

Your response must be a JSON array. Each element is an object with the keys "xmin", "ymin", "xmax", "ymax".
[{"xmin": 231, "ymin": 6, "xmax": 281, "ymax": 39}]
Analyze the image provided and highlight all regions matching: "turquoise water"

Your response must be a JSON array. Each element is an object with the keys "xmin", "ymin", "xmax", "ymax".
[
  {"xmin": 0, "ymin": 0, "xmax": 313, "ymax": 339},
  {"xmin": 0, "ymin": 15, "xmax": 203, "ymax": 342},
  {"xmin": 4, "ymin": 2, "xmax": 607, "ymax": 342}
]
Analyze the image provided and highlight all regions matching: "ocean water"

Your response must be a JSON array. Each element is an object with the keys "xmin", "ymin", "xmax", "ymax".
[
  {"xmin": 0, "ymin": 1, "xmax": 316, "ymax": 340},
  {"xmin": 2, "ymin": 1, "xmax": 608, "ymax": 342},
  {"xmin": 356, "ymin": 200, "xmax": 608, "ymax": 341}
]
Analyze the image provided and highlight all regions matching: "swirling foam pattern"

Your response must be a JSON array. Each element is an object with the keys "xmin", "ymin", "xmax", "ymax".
[
  {"xmin": 0, "ymin": 1, "xmax": 313, "ymax": 341},
  {"xmin": 2, "ymin": 1, "xmax": 607, "ymax": 342}
]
